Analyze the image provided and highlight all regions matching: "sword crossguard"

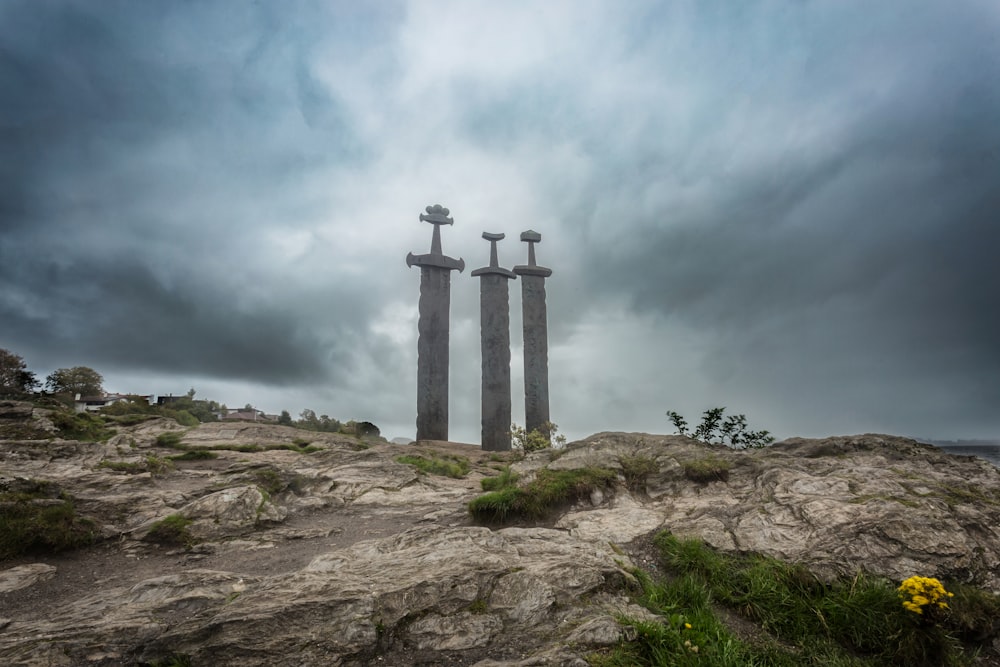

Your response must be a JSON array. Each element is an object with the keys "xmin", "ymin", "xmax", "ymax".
[{"xmin": 407, "ymin": 204, "xmax": 464, "ymax": 272}]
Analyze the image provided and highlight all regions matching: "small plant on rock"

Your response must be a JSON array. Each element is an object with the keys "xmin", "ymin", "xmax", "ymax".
[
  {"xmin": 682, "ymin": 456, "xmax": 732, "ymax": 483},
  {"xmin": 666, "ymin": 407, "xmax": 774, "ymax": 449},
  {"xmin": 145, "ymin": 513, "xmax": 194, "ymax": 547},
  {"xmin": 510, "ymin": 421, "xmax": 567, "ymax": 453}
]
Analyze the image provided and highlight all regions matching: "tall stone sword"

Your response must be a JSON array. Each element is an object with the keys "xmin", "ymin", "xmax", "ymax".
[
  {"xmin": 471, "ymin": 232, "xmax": 517, "ymax": 451},
  {"xmin": 406, "ymin": 204, "xmax": 465, "ymax": 441},
  {"xmin": 512, "ymin": 230, "xmax": 553, "ymax": 439}
]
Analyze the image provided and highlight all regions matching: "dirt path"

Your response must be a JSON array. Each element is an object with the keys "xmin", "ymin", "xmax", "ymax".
[{"xmin": 1, "ymin": 440, "xmax": 495, "ymax": 625}]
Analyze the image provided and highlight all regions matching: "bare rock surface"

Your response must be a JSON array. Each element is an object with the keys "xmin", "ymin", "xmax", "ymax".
[{"xmin": 1, "ymin": 408, "xmax": 999, "ymax": 665}]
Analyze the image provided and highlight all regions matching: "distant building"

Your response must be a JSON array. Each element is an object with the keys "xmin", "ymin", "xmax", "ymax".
[
  {"xmin": 74, "ymin": 393, "xmax": 152, "ymax": 413},
  {"xmin": 222, "ymin": 407, "xmax": 271, "ymax": 422}
]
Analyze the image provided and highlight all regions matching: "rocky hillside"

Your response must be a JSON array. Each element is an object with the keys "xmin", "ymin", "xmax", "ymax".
[{"xmin": 1, "ymin": 400, "xmax": 999, "ymax": 666}]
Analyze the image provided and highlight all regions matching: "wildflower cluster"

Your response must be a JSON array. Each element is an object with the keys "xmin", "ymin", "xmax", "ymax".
[{"xmin": 898, "ymin": 576, "xmax": 954, "ymax": 615}]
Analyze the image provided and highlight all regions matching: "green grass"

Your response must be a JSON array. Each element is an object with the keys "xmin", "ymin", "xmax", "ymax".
[
  {"xmin": 168, "ymin": 449, "xmax": 218, "ymax": 461},
  {"xmin": 0, "ymin": 481, "xmax": 97, "ymax": 559},
  {"xmin": 155, "ymin": 431, "xmax": 185, "ymax": 448},
  {"xmin": 592, "ymin": 532, "xmax": 992, "ymax": 666},
  {"xmin": 618, "ymin": 453, "xmax": 660, "ymax": 491},
  {"xmin": 97, "ymin": 455, "xmax": 174, "ymax": 476},
  {"xmin": 468, "ymin": 466, "xmax": 617, "ymax": 522},
  {"xmin": 682, "ymin": 456, "xmax": 732, "ymax": 483},
  {"xmin": 480, "ymin": 465, "xmax": 520, "ymax": 491},
  {"xmin": 145, "ymin": 514, "xmax": 194, "ymax": 547},
  {"xmin": 396, "ymin": 453, "xmax": 471, "ymax": 478},
  {"xmin": 51, "ymin": 411, "xmax": 114, "ymax": 441}
]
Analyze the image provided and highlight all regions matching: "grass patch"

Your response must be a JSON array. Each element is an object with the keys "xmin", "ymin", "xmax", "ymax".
[
  {"xmin": 145, "ymin": 513, "xmax": 194, "ymax": 547},
  {"xmin": 103, "ymin": 413, "xmax": 157, "ymax": 426},
  {"xmin": 155, "ymin": 431, "xmax": 185, "ymax": 448},
  {"xmin": 97, "ymin": 455, "xmax": 174, "ymax": 476},
  {"xmin": 480, "ymin": 465, "xmax": 520, "ymax": 491},
  {"xmin": 168, "ymin": 449, "xmax": 218, "ymax": 461},
  {"xmin": 618, "ymin": 453, "xmax": 660, "ymax": 492},
  {"xmin": 396, "ymin": 453, "xmax": 471, "ymax": 478},
  {"xmin": 682, "ymin": 456, "xmax": 731, "ymax": 483},
  {"xmin": 51, "ymin": 411, "xmax": 114, "ymax": 442},
  {"xmin": 598, "ymin": 532, "xmax": 994, "ymax": 666},
  {"xmin": 0, "ymin": 480, "xmax": 97, "ymax": 560},
  {"xmin": 468, "ymin": 466, "xmax": 616, "ymax": 522}
]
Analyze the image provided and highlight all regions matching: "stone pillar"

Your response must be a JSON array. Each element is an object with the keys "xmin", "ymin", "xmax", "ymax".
[
  {"xmin": 513, "ymin": 230, "xmax": 553, "ymax": 438},
  {"xmin": 472, "ymin": 232, "xmax": 516, "ymax": 451},
  {"xmin": 406, "ymin": 204, "xmax": 465, "ymax": 441}
]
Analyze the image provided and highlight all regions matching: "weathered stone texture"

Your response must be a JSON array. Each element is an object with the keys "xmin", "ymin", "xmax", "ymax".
[
  {"xmin": 477, "ymin": 273, "xmax": 514, "ymax": 451},
  {"xmin": 518, "ymin": 275, "xmax": 550, "ymax": 434},
  {"xmin": 415, "ymin": 266, "xmax": 452, "ymax": 441}
]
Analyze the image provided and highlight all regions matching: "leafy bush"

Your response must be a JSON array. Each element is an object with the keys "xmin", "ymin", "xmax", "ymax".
[
  {"xmin": 468, "ymin": 466, "xmax": 616, "ymax": 522},
  {"xmin": 510, "ymin": 421, "xmax": 567, "ymax": 452},
  {"xmin": 396, "ymin": 453, "xmax": 470, "ymax": 478},
  {"xmin": 0, "ymin": 481, "xmax": 96, "ymax": 559},
  {"xmin": 667, "ymin": 407, "xmax": 775, "ymax": 449},
  {"xmin": 682, "ymin": 456, "xmax": 732, "ymax": 483}
]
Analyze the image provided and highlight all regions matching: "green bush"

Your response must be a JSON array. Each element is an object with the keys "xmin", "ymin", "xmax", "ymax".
[
  {"xmin": 0, "ymin": 482, "xmax": 96, "ymax": 559},
  {"xmin": 666, "ymin": 407, "xmax": 775, "ymax": 449},
  {"xmin": 469, "ymin": 466, "xmax": 616, "ymax": 522},
  {"xmin": 396, "ymin": 453, "xmax": 470, "ymax": 478},
  {"xmin": 510, "ymin": 421, "xmax": 567, "ymax": 452}
]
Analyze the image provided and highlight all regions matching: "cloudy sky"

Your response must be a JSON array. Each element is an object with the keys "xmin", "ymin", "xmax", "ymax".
[{"xmin": 2, "ymin": 1, "xmax": 998, "ymax": 444}]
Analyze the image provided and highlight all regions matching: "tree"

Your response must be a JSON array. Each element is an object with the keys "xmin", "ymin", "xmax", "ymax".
[
  {"xmin": 45, "ymin": 366, "xmax": 104, "ymax": 397},
  {"xmin": 0, "ymin": 349, "xmax": 38, "ymax": 393},
  {"xmin": 277, "ymin": 410, "xmax": 293, "ymax": 426},
  {"xmin": 667, "ymin": 407, "xmax": 775, "ymax": 449}
]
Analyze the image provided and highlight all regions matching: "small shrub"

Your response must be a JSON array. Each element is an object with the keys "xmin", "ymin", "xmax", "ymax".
[
  {"xmin": 683, "ymin": 456, "xmax": 731, "ymax": 483},
  {"xmin": 666, "ymin": 407, "xmax": 775, "ymax": 449},
  {"xmin": 145, "ymin": 514, "xmax": 194, "ymax": 547},
  {"xmin": 510, "ymin": 421, "xmax": 567, "ymax": 452},
  {"xmin": 396, "ymin": 453, "xmax": 470, "ymax": 478},
  {"xmin": 253, "ymin": 468, "xmax": 286, "ymax": 495}
]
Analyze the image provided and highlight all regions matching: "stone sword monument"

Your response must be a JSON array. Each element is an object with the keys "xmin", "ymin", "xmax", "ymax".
[
  {"xmin": 471, "ymin": 232, "xmax": 517, "ymax": 451},
  {"xmin": 513, "ymin": 230, "xmax": 553, "ymax": 439},
  {"xmin": 406, "ymin": 204, "xmax": 465, "ymax": 441}
]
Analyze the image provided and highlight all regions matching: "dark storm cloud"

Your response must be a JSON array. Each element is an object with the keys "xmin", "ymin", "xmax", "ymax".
[
  {"xmin": 0, "ymin": 1, "xmax": 379, "ymax": 384},
  {"xmin": 568, "ymin": 9, "xmax": 1000, "ymax": 434}
]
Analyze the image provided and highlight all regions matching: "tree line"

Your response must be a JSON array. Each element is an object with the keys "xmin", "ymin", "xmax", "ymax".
[{"xmin": 1, "ymin": 347, "xmax": 379, "ymax": 436}]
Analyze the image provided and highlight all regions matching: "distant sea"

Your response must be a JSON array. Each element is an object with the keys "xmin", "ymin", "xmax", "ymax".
[{"xmin": 933, "ymin": 444, "xmax": 1000, "ymax": 469}]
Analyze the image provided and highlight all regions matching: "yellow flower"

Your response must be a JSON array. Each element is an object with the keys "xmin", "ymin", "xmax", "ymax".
[{"xmin": 684, "ymin": 623, "xmax": 692, "ymax": 629}]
